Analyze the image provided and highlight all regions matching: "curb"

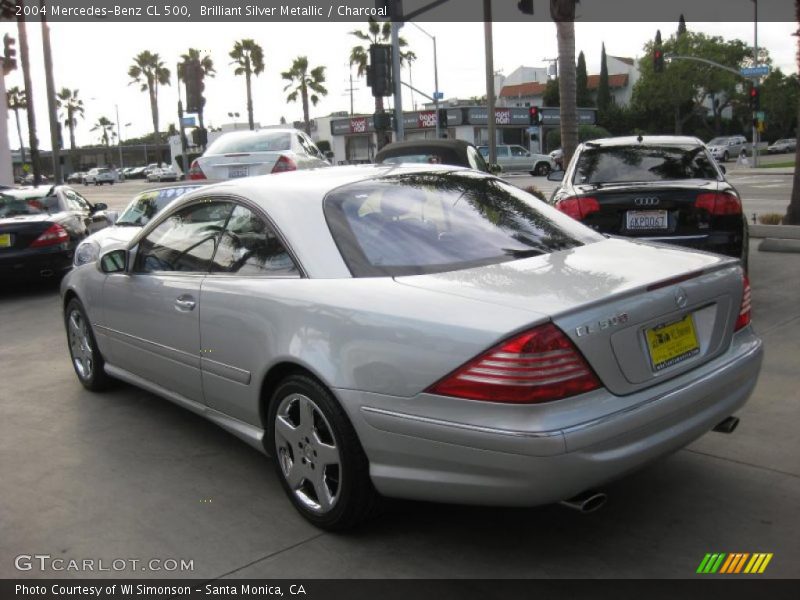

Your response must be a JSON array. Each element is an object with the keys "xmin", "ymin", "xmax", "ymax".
[
  {"xmin": 759, "ymin": 238, "xmax": 800, "ymax": 254},
  {"xmin": 750, "ymin": 224, "xmax": 800, "ymax": 240}
]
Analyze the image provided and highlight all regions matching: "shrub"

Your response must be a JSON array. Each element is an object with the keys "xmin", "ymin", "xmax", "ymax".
[
  {"xmin": 523, "ymin": 185, "xmax": 547, "ymax": 201},
  {"xmin": 758, "ymin": 213, "xmax": 784, "ymax": 225}
]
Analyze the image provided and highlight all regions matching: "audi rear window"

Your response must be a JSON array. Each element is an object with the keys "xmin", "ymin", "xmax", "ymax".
[
  {"xmin": 323, "ymin": 172, "xmax": 600, "ymax": 277},
  {"xmin": 573, "ymin": 144, "xmax": 720, "ymax": 184}
]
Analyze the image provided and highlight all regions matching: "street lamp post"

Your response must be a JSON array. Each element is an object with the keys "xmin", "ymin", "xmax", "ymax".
[
  {"xmin": 409, "ymin": 22, "xmax": 441, "ymax": 138},
  {"xmin": 752, "ymin": 0, "xmax": 759, "ymax": 168},
  {"xmin": 115, "ymin": 104, "xmax": 124, "ymax": 169}
]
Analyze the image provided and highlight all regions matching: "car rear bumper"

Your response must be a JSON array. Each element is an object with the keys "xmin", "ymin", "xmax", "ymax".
[
  {"xmin": 0, "ymin": 247, "xmax": 73, "ymax": 281},
  {"xmin": 337, "ymin": 327, "xmax": 762, "ymax": 506}
]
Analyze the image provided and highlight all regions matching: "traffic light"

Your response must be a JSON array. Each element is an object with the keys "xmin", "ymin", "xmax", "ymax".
[
  {"xmin": 437, "ymin": 108, "xmax": 448, "ymax": 128},
  {"xmin": 373, "ymin": 111, "xmax": 394, "ymax": 131},
  {"xmin": 3, "ymin": 33, "xmax": 16, "ymax": 71},
  {"xmin": 749, "ymin": 85, "xmax": 760, "ymax": 110},
  {"xmin": 368, "ymin": 44, "xmax": 393, "ymax": 98},
  {"xmin": 184, "ymin": 59, "xmax": 205, "ymax": 114},
  {"xmin": 517, "ymin": 0, "xmax": 534, "ymax": 14},
  {"xmin": 191, "ymin": 127, "xmax": 208, "ymax": 147},
  {"xmin": 653, "ymin": 48, "xmax": 664, "ymax": 73},
  {"xmin": 529, "ymin": 106, "xmax": 542, "ymax": 125}
]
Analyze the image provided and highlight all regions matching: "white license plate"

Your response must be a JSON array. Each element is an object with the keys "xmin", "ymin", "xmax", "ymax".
[
  {"xmin": 228, "ymin": 166, "xmax": 249, "ymax": 179},
  {"xmin": 626, "ymin": 210, "xmax": 668, "ymax": 230}
]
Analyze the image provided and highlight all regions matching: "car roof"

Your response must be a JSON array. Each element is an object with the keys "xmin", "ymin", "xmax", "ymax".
[
  {"xmin": 580, "ymin": 135, "xmax": 704, "ymax": 147},
  {"xmin": 374, "ymin": 139, "xmax": 476, "ymax": 162},
  {"xmin": 2, "ymin": 185, "xmax": 63, "ymax": 198}
]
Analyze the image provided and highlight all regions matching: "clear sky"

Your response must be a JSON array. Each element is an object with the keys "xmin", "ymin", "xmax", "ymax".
[{"xmin": 2, "ymin": 20, "xmax": 796, "ymax": 150}]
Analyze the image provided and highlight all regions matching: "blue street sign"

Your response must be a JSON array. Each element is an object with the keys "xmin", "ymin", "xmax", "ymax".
[
  {"xmin": 740, "ymin": 66, "xmax": 769, "ymax": 77},
  {"xmin": 433, "ymin": 91, "xmax": 444, "ymax": 100},
  {"xmin": 181, "ymin": 116, "xmax": 197, "ymax": 127}
]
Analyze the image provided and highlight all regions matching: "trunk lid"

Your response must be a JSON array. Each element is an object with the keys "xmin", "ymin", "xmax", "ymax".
[
  {"xmin": 196, "ymin": 152, "xmax": 283, "ymax": 180},
  {"xmin": 0, "ymin": 215, "xmax": 57, "ymax": 251},
  {"xmin": 395, "ymin": 238, "xmax": 744, "ymax": 396},
  {"xmin": 573, "ymin": 180, "xmax": 720, "ymax": 239}
]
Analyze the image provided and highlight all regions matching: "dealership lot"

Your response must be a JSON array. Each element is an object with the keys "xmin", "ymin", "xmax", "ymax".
[{"xmin": 1, "ymin": 181, "xmax": 798, "ymax": 579}]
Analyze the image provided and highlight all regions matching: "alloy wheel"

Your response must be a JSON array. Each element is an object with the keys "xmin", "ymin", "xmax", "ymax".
[{"xmin": 68, "ymin": 309, "xmax": 93, "ymax": 380}]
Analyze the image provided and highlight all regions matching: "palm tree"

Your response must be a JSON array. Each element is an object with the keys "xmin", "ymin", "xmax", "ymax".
[
  {"xmin": 55, "ymin": 88, "xmax": 84, "ymax": 151},
  {"xmin": 229, "ymin": 39, "xmax": 265, "ymax": 130},
  {"xmin": 128, "ymin": 51, "xmax": 170, "ymax": 161},
  {"xmin": 784, "ymin": 0, "xmax": 800, "ymax": 224},
  {"xmin": 91, "ymin": 116, "xmax": 114, "ymax": 164},
  {"xmin": 178, "ymin": 48, "xmax": 215, "ymax": 131},
  {"xmin": 349, "ymin": 18, "xmax": 415, "ymax": 147},
  {"xmin": 6, "ymin": 86, "xmax": 27, "ymax": 165},
  {"xmin": 550, "ymin": 0, "xmax": 578, "ymax": 167},
  {"xmin": 282, "ymin": 56, "xmax": 328, "ymax": 135}
]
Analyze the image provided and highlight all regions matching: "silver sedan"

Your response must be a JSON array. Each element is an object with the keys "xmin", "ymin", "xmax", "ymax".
[{"xmin": 61, "ymin": 165, "xmax": 763, "ymax": 530}]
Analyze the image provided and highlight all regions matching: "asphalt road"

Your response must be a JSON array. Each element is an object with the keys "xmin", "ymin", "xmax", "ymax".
[{"xmin": 1, "ymin": 233, "xmax": 798, "ymax": 578}]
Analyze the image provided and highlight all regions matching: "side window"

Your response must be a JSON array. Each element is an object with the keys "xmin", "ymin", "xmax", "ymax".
[
  {"xmin": 63, "ymin": 190, "xmax": 89, "ymax": 212},
  {"xmin": 466, "ymin": 146, "xmax": 488, "ymax": 172},
  {"xmin": 135, "ymin": 201, "xmax": 233, "ymax": 274},
  {"xmin": 210, "ymin": 204, "xmax": 299, "ymax": 276},
  {"xmin": 511, "ymin": 146, "xmax": 527, "ymax": 157},
  {"xmin": 304, "ymin": 134, "xmax": 322, "ymax": 158},
  {"xmin": 496, "ymin": 147, "xmax": 509, "ymax": 157}
]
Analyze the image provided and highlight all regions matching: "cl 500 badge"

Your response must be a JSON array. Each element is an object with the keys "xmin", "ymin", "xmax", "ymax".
[{"xmin": 575, "ymin": 313, "xmax": 629, "ymax": 337}]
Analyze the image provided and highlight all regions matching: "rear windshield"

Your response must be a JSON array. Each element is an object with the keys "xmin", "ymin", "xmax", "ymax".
[
  {"xmin": 572, "ymin": 144, "xmax": 719, "ymax": 184},
  {"xmin": 0, "ymin": 193, "xmax": 59, "ymax": 216},
  {"xmin": 324, "ymin": 172, "xmax": 599, "ymax": 277},
  {"xmin": 116, "ymin": 186, "xmax": 201, "ymax": 226},
  {"xmin": 380, "ymin": 149, "xmax": 460, "ymax": 167},
  {"xmin": 206, "ymin": 132, "xmax": 291, "ymax": 155}
]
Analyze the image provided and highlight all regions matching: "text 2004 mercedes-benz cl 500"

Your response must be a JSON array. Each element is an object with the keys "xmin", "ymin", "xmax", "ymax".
[{"xmin": 60, "ymin": 165, "xmax": 762, "ymax": 530}]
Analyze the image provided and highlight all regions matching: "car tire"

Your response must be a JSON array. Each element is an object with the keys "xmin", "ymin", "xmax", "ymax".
[
  {"xmin": 534, "ymin": 163, "xmax": 551, "ymax": 176},
  {"xmin": 64, "ymin": 298, "xmax": 113, "ymax": 392},
  {"xmin": 268, "ymin": 373, "xmax": 378, "ymax": 531}
]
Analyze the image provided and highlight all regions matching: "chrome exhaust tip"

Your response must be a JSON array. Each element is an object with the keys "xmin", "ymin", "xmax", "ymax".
[
  {"xmin": 559, "ymin": 490, "xmax": 607, "ymax": 513},
  {"xmin": 713, "ymin": 416, "xmax": 740, "ymax": 434}
]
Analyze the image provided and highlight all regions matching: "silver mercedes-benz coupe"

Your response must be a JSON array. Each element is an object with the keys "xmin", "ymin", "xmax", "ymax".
[{"xmin": 61, "ymin": 165, "xmax": 763, "ymax": 530}]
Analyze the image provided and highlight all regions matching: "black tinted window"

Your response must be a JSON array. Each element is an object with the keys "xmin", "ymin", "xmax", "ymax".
[
  {"xmin": 211, "ymin": 205, "xmax": 299, "ymax": 276},
  {"xmin": 135, "ymin": 201, "xmax": 233, "ymax": 273},
  {"xmin": 324, "ymin": 172, "xmax": 598, "ymax": 277},
  {"xmin": 573, "ymin": 144, "xmax": 719, "ymax": 184}
]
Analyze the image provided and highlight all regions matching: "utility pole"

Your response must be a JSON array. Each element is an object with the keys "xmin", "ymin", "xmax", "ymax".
[
  {"xmin": 483, "ymin": 0, "xmax": 496, "ymax": 164},
  {"xmin": 115, "ymin": 104, "xmax": 124, "ymax": 169},
  {"xmin": 752, "ymin": 0, "xmax": 759, "ymax": 168},
  {"xmin": 177, "ymin": 61, "xmax": 188, "ymax": 177},
  {"xmin": 41, "ymin": 3, "xmax": 62, "ymax": 183},
  {"xmin": 391, "ymin": 21, "xmax": 404, "ymax": 142}
]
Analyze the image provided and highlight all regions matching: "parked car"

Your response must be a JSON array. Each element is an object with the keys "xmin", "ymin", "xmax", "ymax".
[
  {"xmin": 62, "ymin": 164, "xmax": 761, "ymax": 530},
  {"xmin": 1, "ymin": 185, "xmax": 111, "ymax": 281},
  {"xmin": 146, "ymin": 166, "xmax": 179, "ymax": 183},
  {"xmin": 375, "ymin": 139, "xmax": 496, "ymax": 173},
  {"xmin": 188, "ymin": 128, "xmax": 329, "ymax": 180},
  {"xmin": 706, "ymin": 136, "xmax": 747, "ymax": 162},
  {"xmin": 66, "ymin": 171, "xmax": 85, "ymax": 184},
  {"xmin": 73, "ymin": 184, "xmax": 206, "ymax": 267},
  {"xmin": 548, "ymin": 136, "xmax": 748, "ymax": 267},
  {"xmin": 126, "ymin": 167, "xmax": 148, "ymax": 180},
  {"xmin": 767, "ymin": 138, "xmax": 796, "ymax": 154},
  {"xmin": 477, "ymin": 144, "xmax": 554, "ymax": 175},
  {"xmin": 83, "ymin": 167, "xmax": 116, "ymax": 186}
]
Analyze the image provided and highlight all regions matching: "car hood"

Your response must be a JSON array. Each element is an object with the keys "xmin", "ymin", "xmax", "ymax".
[
  {"xmin": 84, "ymin": 225, "xmax": 141, "ymax": 248},
  {"xmin": 394, "ymin": 237, "xmax": 736, "ymax": 317}
]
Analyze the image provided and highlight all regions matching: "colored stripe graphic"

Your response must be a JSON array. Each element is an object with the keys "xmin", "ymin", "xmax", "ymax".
[{"xmin": 699, "ymin": 552, "xmax": 773, "ymax": 574}]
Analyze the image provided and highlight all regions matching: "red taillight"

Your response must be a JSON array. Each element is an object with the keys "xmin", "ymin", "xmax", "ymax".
[
  {"xmin": 694, "ymin": 192, "xmax": 742, "ymax": 215},
  {"xmin": 555, "ymin": 196, "xmax": 600, "ymax": 220},
  {"xmin": 426, "ymin": 323, "xmax": 602, "ymax": 404},
  {"xmin": 187, "ymin": 160, "xmax": 206, "ymax": 180},
  {"xmin": 29, "ymin": 223, "xmax": 69, "ymax": 248},
  {"xmin": 734, "ymin": 273, "xmax": 751, "ymax": 331},
  {"xmin": 271, "ymin": 155, "xmax": 297, "ymax": 174}
]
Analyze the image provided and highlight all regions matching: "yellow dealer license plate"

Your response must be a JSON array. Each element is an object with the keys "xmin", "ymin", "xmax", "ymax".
[
  {"xmin": 0, "ymin": 233, "xmax": 11, "ymax": 248},
  {"xmin": 646, "ymin": 314, "xmax": 700, "ymax": 372}
]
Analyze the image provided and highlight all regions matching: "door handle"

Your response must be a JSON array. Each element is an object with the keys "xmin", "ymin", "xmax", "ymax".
[{"xmin": 175, "ymin": 295, "xmax": 196, "ymax": 311}]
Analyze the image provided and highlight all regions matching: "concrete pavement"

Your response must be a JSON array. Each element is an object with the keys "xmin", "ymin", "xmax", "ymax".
[{"xmin": 1, "ymin": 245, "xmax": 798, "ymax": 579}]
